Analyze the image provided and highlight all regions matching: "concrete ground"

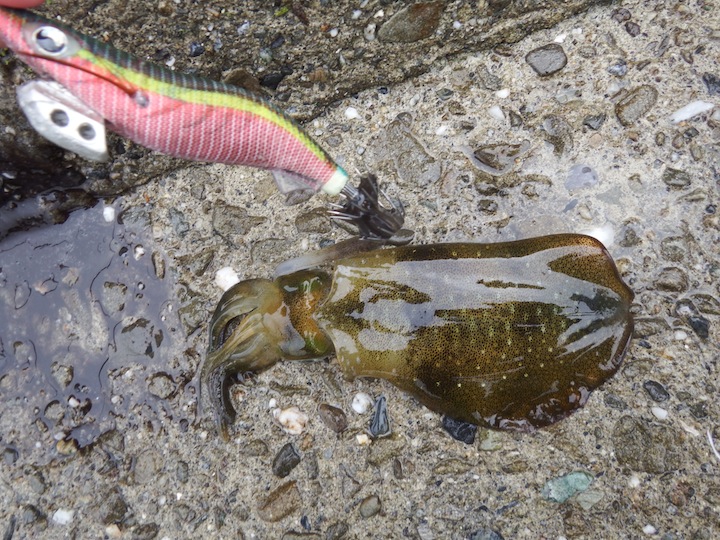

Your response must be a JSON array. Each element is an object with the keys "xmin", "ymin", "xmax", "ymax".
[{"xmin": 1, "ymin": 0, "xmax": 719, "ymax": 538}]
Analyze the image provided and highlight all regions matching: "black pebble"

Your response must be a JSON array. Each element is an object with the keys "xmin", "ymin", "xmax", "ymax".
[
  {"xmin": 643, "ymin": 380, "xmax": 670, "ymax": 402},
  {"xmin": 369, "ymin": 395, "xmax": 391, "ymax": 438},
  {"xmin": 687, "ymin": 315, "xmax": 710, "ymax": 339},
  {"xmin": 702, "ymin": 72, "xmax": 720, "ymax": 96},
  {"xmin": 188, "ymin": 42, "xmax": 205, "ymax": 57},
  {"xmin": 271, "ymin": 442, "xmax": 301, "ymax": 478},
  {"xmin": 261, "ymin": 72, "xmax": 286, "ymax": 90},
  {"xmin": 442, "ymin": 416, "xmax": 478, "ymax": 444}
]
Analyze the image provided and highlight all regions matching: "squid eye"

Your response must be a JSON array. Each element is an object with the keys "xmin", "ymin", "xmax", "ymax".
[{"xmin": 33, "ymin": 26, "xmax": 69, "ymax": 55}]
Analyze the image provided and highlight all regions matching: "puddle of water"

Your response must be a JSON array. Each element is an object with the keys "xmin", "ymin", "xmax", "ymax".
[{"xmin": 0, "ymin": 201, "xmax": 190, "ymax": 463}]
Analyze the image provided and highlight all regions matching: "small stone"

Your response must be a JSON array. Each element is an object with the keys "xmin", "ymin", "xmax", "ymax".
[
  {"xmin": 611, "ymin": 8, "xmax": 631, "ymax": 22},
  {"xmin": 660, "ymin": 236, "xmax": 686, "ymax": 262},
  {"xmin": 625, "ymin": 21, "xmax": 641, "ymax": 36},
  {"xmin": 52, "ymin": 509, "xmax": 74, "ymax": 525},
  {"xmin": 177, "ymin": 248, "xmax": 215, "ymax": 277},
  {"xmin": 131, "ymin": 523, "xmax": 160, "ymax": 540},
  {"xmin": 541, "ymin": 471, "xmax": 593, "ymax": 503},
  {"xmin": 604, "ymin": 393, "xmax": 628, "ymax": 410},
  {"xmin": 212, "ymin": 204, "xmax": 266, "ymax": 246},
  {"xmin": 583, "ymin": 113, "xmax": 607, "ymax": 130},
  {"xmin": 174, "ymin": 504, "xmax": 196, "ymax": 523},
  {"xmin": 27, "ymin": 469, "xmax": 46, "ymax": 494},
  {"xmin": 478, "ymin": 199, "xmax": 498, "ymax": 214},
  {"xmin": 325, "ymin": 521, "xmax": 349, "ymax": 540},
  {"xmin": 433, "ymin": 458, "xmax": 471, "ymax": 475},
  {"xmin": 261, "ymin": 72, "xmax": 287, "ymax": 90},
  {"xmin": 702, "ymin": 72, "xmax": 720, "ymax": 95},
  {"xmin": 133, "ymin": 451, "xmax": 159, "ymax": 484},
  {"xmin": 257, "ymin": 481, "xmax": 302, "ymax": 522},
  {"xmin": 525, "ymin": 43, "xmax": 567, "ymax": 76},
  {"xmin": 687, "ymin": 316, "xmax": 710, "ymax": 339},
  {"xmin": 188, "ymin": 42, "xmax": 205, "ymax": 57},
  {"xmin": 100, "ymin": 281, "xmax": 128, "ymax": 315},
  {"xmin": 377, "ymin": 2, "xmax": 444, "ymax": 43},
  {"xmin": 475, "ymin": 65, "xmax": 502, "ymax": 91},
  {"xmin": 478, "ymin": 429, "xmax": 504, "ymax": 451},
  {"xmin": 367, "ymin": 439, "xmax": 405, "ymax": 467},
  {"xmin": 147, "ymin": 372, "xmax": 175, "ymax": 399},
  {"xmin": 565, "ymin": 164, "xmax": 599, "ymax": 192},
  {"xmin": 44, "ymin": 400, "xmax": 65, "ymax": 422},
  {"xmin": 151, "ymin": 251, "xmax": 166, "ymax": 279},
  {"xmin": 168, "ymin": 207, "xmax": 190, "ymax": 236},
  {"xmin": 358, "ymin": 495, "xmax": 381, "ymax": 518},
  {"xmin": 655, "ymin": 267, "xmax": 688, "ymax": 292},
  {"xmin": 417, "ymin": 521, "xmax": 434, "ymax": 540},
  {"xmin": 176, "ymin": 461, "xmax": 189, "ymax": 483},
  {"xmin": 273, "ymin": 406, "xmax": 309, "ymax": 435},
  {"xmin": 239, "ymin": 439, "xmax": 270, "ymax": 457},
  {"xmin": 643, "ymin": 380, "xmax": 670, "ymax": 402},
  {"xmin": 661, "ymin": 167, "xmax": 691, "ymax": 190},
  {"xmin": 689, "ymin": 402, "xmax": 708, "ymax": 419},
  {"xmin": 97, "ymin": 489, "xmax": 128, "ymax": 525},
  {"xmin": 612, "ymin": 416, "xmax": 682, "ymax": 473},
  {"xmin": 272, "ymin": 443, "xmax": 302, "ymax": 478},
  {"xmin": 351, "ymin": 392, "xmax": 373, "ymax": 414},
  {"xmin": 502, "ymin": 460, "xmax": 529, "ymax": 474},
  {"xmin": 441, "ymin": 416, "xmax": 477, "ymax": 444},
  {"xmin": 318, "ymin": 404, "xmax": 348, "ymax": 433},
  {"xmin": 466, "ymin": 141, "xmax": 530, "ymax": 176},
  {"xmin": 56, "ymin": 438, "xmax": 78, "ymax": 455},
  {"xmin": 3, "ymin": 446, "xmax": 18, "ymax": 465},
  {"xmin": 651, "ymin": 406, "xmax": 668, "ymax": 420},
  {"xmin": 607, "ymin": 59, "xmax": 627, "ymax": 76},
  {"xmin": 21, "ymin": 505, "xmax": 46, "ymax": 527},
  {"xmin": 368, "ymin": 395, "xmax": 391, "ymax": 438},
  {"xmin": 576, "ymin": 490, "xmax": 604, "ymax": 511},
  {"xmin": 615, "ymin": 85, "xmax": 658, "ymax": 126},
  {"xmin": 543, "ymin": 115, "xmax": 573, "ymax": 155},
  {"xmin": 670, "ymin": 101, "xmax": 715, "ymax": 123},
  {"xmin": 224, "ymin": 68, "xmax": 263, "ymax": 94}
]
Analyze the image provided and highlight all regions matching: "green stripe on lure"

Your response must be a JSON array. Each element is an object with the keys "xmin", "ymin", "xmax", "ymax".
[
  {"xmin": 204, "ymin": 234, "xmax": 634, "ymax": 438},
  {"xmin": 0, "ymin": 7, "xmax": 405, "ymax": 238}
]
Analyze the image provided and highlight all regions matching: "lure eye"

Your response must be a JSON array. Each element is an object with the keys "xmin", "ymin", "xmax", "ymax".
[{"xmin": 32, "ymin": 26, "xmax": 70, "ymax": 55}]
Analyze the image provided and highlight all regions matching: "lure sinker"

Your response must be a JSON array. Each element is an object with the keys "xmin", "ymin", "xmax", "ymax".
[{"xmin": 203, "ymin": 234, "xmax": 634, "ymax": 435}]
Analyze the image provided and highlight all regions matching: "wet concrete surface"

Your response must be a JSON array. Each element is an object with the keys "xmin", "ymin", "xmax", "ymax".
[{"xmin": 1, "ymin": 0, "xmax": 719, "ymax": 538}]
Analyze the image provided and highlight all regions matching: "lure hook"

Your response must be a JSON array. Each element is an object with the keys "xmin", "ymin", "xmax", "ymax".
[{"xmin": 331, "ymin": 174, "xmax": 406, "ymax": 240}]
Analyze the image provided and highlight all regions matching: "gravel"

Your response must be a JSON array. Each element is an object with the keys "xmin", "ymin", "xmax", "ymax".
[{"xmin": 1, "ymin": 0, "xmax": 719, "ymax": 538}]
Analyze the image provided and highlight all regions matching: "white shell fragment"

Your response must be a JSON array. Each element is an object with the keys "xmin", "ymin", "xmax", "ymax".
[
  {"xmin": 651, "ymin": 406, "xmax": 668, "ymax": 420},
  {"xmin": 102, "ymin": 205, "xmax": 115, "ymax": 222},
  {"xmin": 643, "ymin": 524, "xmax": 657, "ymax": 535},
  {"xmin": 351, "ymin": 392, "xmax": 374, "ymax": 414},
  {"xmin": 488, "ymin": 105, "xmax": 505, "ymax": 121},
  {"xmin": 356, "ymin": 433, "xmax": 371, "ymax": 446},
  {"xmin": 215, "ymin": 267, "xmax": 240, "ymax": 291},
  {"xmin": 272, "ymin": 406, "xmax": 309, "ymax": 435},
  {"xmin": 52, "ymin": 509, "xmax": 74, "ymax": 525},
  {"xmin": 669, "ymin": 100, "xmax": 714, "ymax": 123}
]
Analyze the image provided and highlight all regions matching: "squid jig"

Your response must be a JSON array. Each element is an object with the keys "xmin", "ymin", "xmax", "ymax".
[{"xmin": 0, "ymin": 7, "xmax": 404, "ymax": 239}]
